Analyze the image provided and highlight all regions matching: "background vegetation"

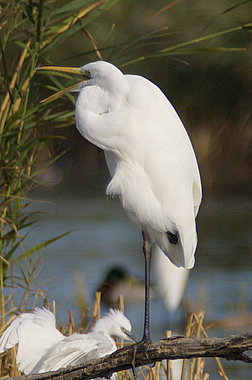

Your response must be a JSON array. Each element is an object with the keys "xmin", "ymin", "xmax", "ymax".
[
  {"xmin": 1, "ymin": 0, "xmax": 252, "ymax": 315},
  {"xmin": 0, "ymin": 0, "xmax": 251, "ymax": 299},
  {"xmin": 0, "ymin": 0, "xmax": 252, "ymax": 377},
  {"xmin": 0, "ymin": 0, "xmax": 124, "ymax": 326},
  {"xmin": 31, "ymin": 0, "xmax": 252, "ymax": 196}
]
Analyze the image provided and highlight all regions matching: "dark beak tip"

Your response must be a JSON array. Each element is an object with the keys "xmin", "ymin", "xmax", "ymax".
[{"xmin": 127, "ymin": 333, "xmax": 137, "ymax": 342}]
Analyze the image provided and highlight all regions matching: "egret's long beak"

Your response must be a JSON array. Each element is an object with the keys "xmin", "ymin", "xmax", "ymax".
[
  {"xmin": 36, "ymin": 66, "xmax": 91, "ymax": 103},
  {"xmin": 121, "ymin": 327, "xmax": 137, "ymax": 342},
  {"xmin": 125, "ymin": 330, "xmax": 137, "ymax": 343}
]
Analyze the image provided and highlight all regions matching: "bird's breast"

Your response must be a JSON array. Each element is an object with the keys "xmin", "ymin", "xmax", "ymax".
[{"xmin": 106, "ymin": 160, "xmax": 174, "ymax": 233}]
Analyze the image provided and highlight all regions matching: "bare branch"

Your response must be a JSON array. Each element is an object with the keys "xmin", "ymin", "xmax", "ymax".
[{"xmin": 6, "ymin": 331, "xmax": 252, "ymax": 380}]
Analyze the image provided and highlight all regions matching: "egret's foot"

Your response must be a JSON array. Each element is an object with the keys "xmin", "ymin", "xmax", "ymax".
[{"xmin": 131, "ymin": 338, "xmax": 152, "ymax": 379}]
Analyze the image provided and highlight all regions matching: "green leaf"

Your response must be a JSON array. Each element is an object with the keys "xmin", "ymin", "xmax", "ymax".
[
  {"xmin": 54, "ymin": 0, "xmax": 97, "ymax": 15},
  {"xmin": 5, "ymin": 237, "xmax": 26, "ymax": 262},
  {"xmin": 14, "ymin": 230, "xmax": 73, "ymax": 263},
  {"xmin": 41, "ymin": 0, "xmax": 120, "ymax": 54}
]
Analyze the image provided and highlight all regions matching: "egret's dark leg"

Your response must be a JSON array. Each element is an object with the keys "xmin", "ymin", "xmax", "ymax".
[
  {"xmin": 142, "ymin": 229, "xmax": 152, "ymax": 342},
  {"xmin": 131, "ymin": 230, "xmax": 152, "ymax": 377}
]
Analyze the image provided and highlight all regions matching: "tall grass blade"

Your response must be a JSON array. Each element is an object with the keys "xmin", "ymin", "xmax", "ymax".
[{"xmin": 14, "ymin": 231, "xmax": 73, "ymax": 263}]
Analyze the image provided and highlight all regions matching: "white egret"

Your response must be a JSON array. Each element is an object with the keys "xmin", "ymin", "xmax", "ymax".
[
  {"xmin": 37, "ymin": 61, "xmax": 202, "ymax": 342},
  {"xmin": 0, "ymin": 307, "xmax": 135, "ymax": 375}
]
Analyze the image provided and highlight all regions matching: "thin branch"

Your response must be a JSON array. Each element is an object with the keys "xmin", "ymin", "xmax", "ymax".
[{"xmin": 6, "ymin": 331, "xmax": 252, "ymax": 380}]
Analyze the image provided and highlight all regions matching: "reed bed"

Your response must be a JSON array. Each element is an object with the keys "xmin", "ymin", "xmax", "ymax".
[{"xmin": 0, "ymin": 0, "xmax": 121, "ymax": 332}]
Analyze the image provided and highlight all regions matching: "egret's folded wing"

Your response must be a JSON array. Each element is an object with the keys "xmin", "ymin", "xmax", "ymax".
[
  {"xmin": 0, "ymin": 307, "xmax": 63, "ymax": 375},
  {"xmin": 153, "ymin": 245, "xmax": 189, "ymax": 311},
  {"xmin": 38, "ymin": 332, "xmax": 115, "ymax": 373},
  {"xmin": 0, "ymin": 316, "xmax": 23, "ymax": 351}
]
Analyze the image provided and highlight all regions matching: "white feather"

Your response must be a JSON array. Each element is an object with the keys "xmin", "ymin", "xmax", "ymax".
[
  {"xmin": 0, "ymin": 308, "xmax": 133, "ymax": 375},
  {"xmin": 75, "ymin": 61, "xmax": 202, "ymax": 269},
  {"xmin": 0, "ymin": 307, "xmax": 63, "ymax": 374}
]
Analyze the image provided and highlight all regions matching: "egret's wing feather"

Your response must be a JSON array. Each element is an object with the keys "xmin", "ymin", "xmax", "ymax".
[
  {"xmin": 39, "ymin": 332, "xmax": 115, "ymax": 373},
  {"xmin": 193, "ymin": 176, "xmax": 202, "ymax": 217},
  {"xmin": 0, "ymin": 308, "xmax": 63, "ymax": 375},
  {"xmin": 123, "ymin": 75, "xmax": 202, "ymax": 268},
  {"xmin": 0, "ymin": 317, "xmax": 22, "ymax": 351}
]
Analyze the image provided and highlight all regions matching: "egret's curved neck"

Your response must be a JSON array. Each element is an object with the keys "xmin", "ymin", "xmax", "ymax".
[
  {"xmin": 78, "ymin": 73, "xmax": 129, "ymax": 115},
  {"xmin": 75, "ymin": 70, "xmax": 130, "ymax": 151}
]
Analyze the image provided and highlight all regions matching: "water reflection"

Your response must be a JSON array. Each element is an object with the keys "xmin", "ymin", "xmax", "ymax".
[{"xmin": 15, "ymin": 193, "xmax": 252, "ymax": 378}]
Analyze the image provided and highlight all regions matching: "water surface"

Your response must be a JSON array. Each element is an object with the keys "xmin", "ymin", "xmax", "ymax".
[{"xmin": 12, "ymin": 192, "xmax": 252, "ymax": 378}]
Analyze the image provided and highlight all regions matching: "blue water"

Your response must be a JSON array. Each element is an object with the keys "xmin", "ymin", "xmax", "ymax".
[{"xmin": 8, "ymin": 192, "xmax": 252, "ymax": 379}]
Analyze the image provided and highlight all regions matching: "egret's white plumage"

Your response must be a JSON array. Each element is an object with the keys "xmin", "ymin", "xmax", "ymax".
[
  {"xmin": 74, "ymin": 61, "xmax": 202, "ymax": 269},
  {"xmin": 37, "ymin": 61, "xmax": 202, "ymax": 340},
  {"xmin": 0, "ymin": 308, "xmax": 134, "ymax": 375}
]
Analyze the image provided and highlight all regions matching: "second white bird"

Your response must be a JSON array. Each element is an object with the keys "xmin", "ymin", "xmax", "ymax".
[{"xmin": 0, "ymin": 307, "xmax": 134, "ymax": 375}]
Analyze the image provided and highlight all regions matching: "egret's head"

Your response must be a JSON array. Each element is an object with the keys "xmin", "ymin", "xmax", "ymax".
[
  {"xmin": 80, "ymin": 61, "xmax": 124, "ymax": 88},
  {"xmin": 36, "ymin": 61, "xmax": 125, "ymax": 103},
  {"xmin": 93, "ymin": 309, "xmax": 135, "ymax": 342}
]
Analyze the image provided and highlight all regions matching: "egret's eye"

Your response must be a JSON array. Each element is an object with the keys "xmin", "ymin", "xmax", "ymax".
[{"xmin": 84, "ymin": 70, "xmax": 92, "ymax": 79}]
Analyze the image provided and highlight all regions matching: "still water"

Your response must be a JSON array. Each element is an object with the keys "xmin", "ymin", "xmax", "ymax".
[{"xmin": 13, "ymin": 190, "xmax": 252, "ymax": 379}]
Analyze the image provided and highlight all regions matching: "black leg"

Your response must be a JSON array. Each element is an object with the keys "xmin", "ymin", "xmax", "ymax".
[
  {"xmin": 142, "ymin": 229, "xmax": 152, "ymax": 342},
  {"xmin": 131, "ymin": 230, "xmax": 152, "ymax": 377}
]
